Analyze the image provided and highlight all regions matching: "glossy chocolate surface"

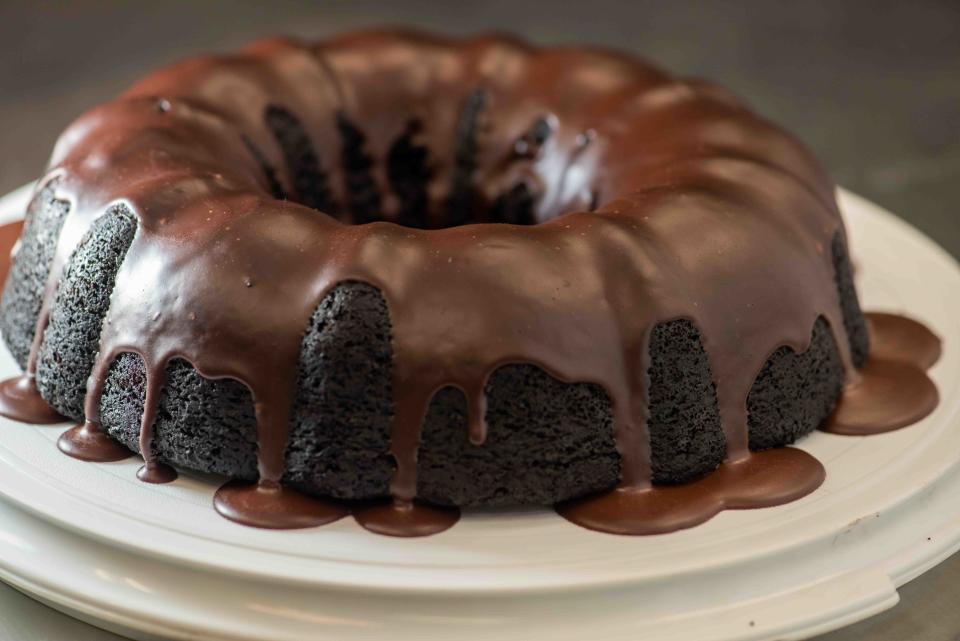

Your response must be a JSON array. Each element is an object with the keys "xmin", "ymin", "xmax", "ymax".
[
  {"xmin": 557, "ymin": 447, "xmax": 825, "ymax": 535},
  {"xmin": 822, "ymin": 312, "xmax": 940, "ymax": 437}
]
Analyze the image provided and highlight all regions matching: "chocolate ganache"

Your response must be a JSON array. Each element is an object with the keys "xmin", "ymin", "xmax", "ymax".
[{"xmin": 0, "ymin": 30, "xmax": 941, "ymax": 536}]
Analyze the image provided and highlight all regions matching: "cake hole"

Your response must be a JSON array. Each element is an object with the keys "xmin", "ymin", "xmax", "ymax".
[
  {"xmin": 264, "ymin": 105, "xmax": 338, "ymax": 214},
  {"xmin": 388, "ymin": 119, "xmax": 432, "ymax": 228},
  {"xmin": 256, "ymin": 90, "xmax": 600, "ymax": 229}
]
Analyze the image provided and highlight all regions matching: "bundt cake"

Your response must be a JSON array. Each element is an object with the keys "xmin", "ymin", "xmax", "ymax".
[{"xmin": 0, "ymin": 30, "xmax": 939, "ymax": 536}]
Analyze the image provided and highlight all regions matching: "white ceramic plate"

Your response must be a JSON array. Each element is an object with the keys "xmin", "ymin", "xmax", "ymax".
[{"xmin": 0, "ymin": 182, "xmax": 958, "ymax": 641}]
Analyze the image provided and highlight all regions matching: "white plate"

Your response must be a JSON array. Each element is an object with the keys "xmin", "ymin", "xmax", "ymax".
[{"xmin": 0, "ymin": 182, "xmax": 958, "ymax": 641}]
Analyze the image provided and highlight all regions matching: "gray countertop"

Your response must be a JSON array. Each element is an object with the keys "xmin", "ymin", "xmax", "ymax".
[{"xmin": 0, "ymin": 1, "xmax": 958, "ymax": 639}]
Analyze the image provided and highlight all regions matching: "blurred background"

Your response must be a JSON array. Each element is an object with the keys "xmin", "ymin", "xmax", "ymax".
[
  {"xmin": 0, "ymin": 0, "xmax": 958, "ymax": 255},
  {"xmin": 0, "ymin": 2, "xmax": 958, "ymax": 640}
]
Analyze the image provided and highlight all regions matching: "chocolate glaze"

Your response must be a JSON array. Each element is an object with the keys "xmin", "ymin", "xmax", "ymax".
[
  {"xmin": 867, "ymin": 311, "xmax": 942, "ymax": 370},
  {"xmin": 821, "ymin": 312, "xmax": 940, "ymax": 436},
  {"xmin": 0, "ymin": 374, "xmax": 66, "ymax": 424},
  {"xmin": 0, "ymin": 30, "xmax": 943, "ymax": 536},
  {"xmin": 57, "ymin": 420, "xmax": 132, "ymax": 462},
  {"xmin": 137, "ymin": 461, "xmax": 178, "ymax": 484},
  {"xmin": 557, "ymin": 448, "xmax": 825, "ymax": 535},
  {"xmin": 822, "ymin": 358, "xmax": 938, "ymax": 435},
  {"xmin": 353, "ymin": 499, "xmax": 460, "ymax": 537},
  {"xmin": 214, "ymin": 479, "xmax": 348, "ymax": 530},
  {"xmin": 133, "ymin": 363, "xmax": 178, "ymax": 483}
]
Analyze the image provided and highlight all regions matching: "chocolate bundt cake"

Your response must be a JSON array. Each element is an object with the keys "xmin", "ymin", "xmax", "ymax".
[{"xmin": 1, "ymin": 29, "xmax": 911, "ymax": 536}]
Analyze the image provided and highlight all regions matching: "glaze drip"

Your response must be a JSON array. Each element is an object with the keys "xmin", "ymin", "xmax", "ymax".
[
  {"xmin": 558, "ymin": 448, "xmax": 825, "ymax": 535},
  {"xmin": 0, "ymin": 375, "xmax": 66, "ymax": 424},
  {"xmin": 58, "ymin": 420, "xmax": 132, "ymax": 462},
  {"xmin": 135, "ymin": 362, "xmax": 178, "ymax": 484},
  {"xmin": 214, "ymin": 479, "xmax": 348, "ymax": 530},
  {"xmin": 353, "ymin": 499, "xmax": 460, "ymax": 537},
  {"xmin": 865, "ymin": 312, "xmax": 941, "ymax": 370},
  {"xmin": 821, "ymin": 311, "xmax": 940, "ymax": 436},
  {"xmin": 58, "ymin": 346, "xmax": 133, "ymax": 462}
]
